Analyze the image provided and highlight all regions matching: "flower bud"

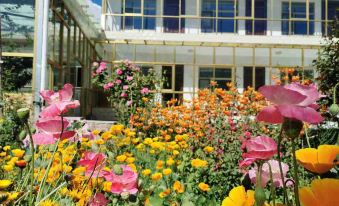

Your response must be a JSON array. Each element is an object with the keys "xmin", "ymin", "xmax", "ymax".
[
  {"xmin": 113, "ymin": 164, "xmax": 123, "ymax": 175},
  {"xmin": 282, "ymin": 118, "xmax": 303, "ymax": 139},
  {"xmin": 329, "ymin": 104, "xmax": 339, "ymax": 116},
  {"xmin": 0, "ymin": 192, "xmax": 8, "ymax": 202},
  {"xmin": 121, "ymin": 191, "xmax": 130, "ymax": 200},
  {"xmin": 15, "ymin": 160, "xmax": 27, "ymax": 169},
  {"xmin": 18, "ymin": 130, "xmax": 27, "ymax": 140},
  {"xmin": 17, "ymin": 108, "xmax": 30, "ymax": 122}
]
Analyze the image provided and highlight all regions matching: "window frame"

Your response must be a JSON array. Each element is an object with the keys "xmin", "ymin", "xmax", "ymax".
[{"xmin": 198, "ymin": 67, "xmax": 232, "ymax": 89}]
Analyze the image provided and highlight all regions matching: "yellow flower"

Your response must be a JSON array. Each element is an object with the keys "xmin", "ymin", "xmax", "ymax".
[
  {"xmin": 95, "ymin": 139, "xmax": 105, "ymax": 145},
  {"xmin": 40, "ymin": 199, "xmax": 60, "ymax": 206},
  {"xmin": 126, "ymin": 157, "xmax": 135, "ymax": 163},
  {"xmin": 101, "ymin": 131, "xmax": 112, "ymax": 140},
  {"xmin": 166, "ymin": 158, "xmax": 175, "ymax": 166},
  {"xmin": 59, "ymin": 187, "xmax": 69, "ymax": 196},
  {"xmin": 142, "ymin": 169, "xmax": 152, "ymax": 176},
  {"xmin": 296, "ymin": 145, "xmax": 339, "ymax": 174},
  {"xmin": 159, "ymin": 189, "xmax": 171, "ymax": 198},
  {"xmin": 299, "ymin": 178, "xmax": 339, "ymax": 206},
  {"xmin": 0, "ymin": 152, "xmax": 6, "ymax": 157},
  {"xmin": 7, "ymin": 192, "xmax": 19, "ymax": 201},
  {"xmin": 221, "ymin": 186, "xmax": 255, "ymax": 206},
  {"xmin": 72, "ymin": 166, "xmax": 86, "ymax": 175},
  {"xmin": 191, "ymin": 158, "xmax": 208, "ymax": 168},
  {"xmin": 0, "ymin": 180, "xmax": 12, "ymax": 190},
  {"xmin": 173, "ymin": 150, "xmax": 179, "ymax": 156},
  {"xmin": 204, "ymin": 146, "xmax": 214, "ymax": 153},
  {"xmin": 103, "ymin": 181, "xmax": 112, "ymax": 192},
  {"xmin": 3, "ymin": 146, "xmax": 10, "ymax": 151},
  {"xmin": 116, "ymin": 154, "xmax": 127, "ymax": 162},
  {"xmin": 162, "ymin": 168, "xmax": 172, "ymax": 176},
  {"xmin": 198, "ymin": 183, "xmax": 210, "ymax": 192},
  {"xmin": 3, "ymin": 165, "xmax": 13, "ymax": 172},
  {"xmin": 11, "ymin": 149, "xmax": 25, "ymax": 158},
  {"xmin": 173, "ymin": 181, "xmax": 185, "ymax": 193},
  {"xmin": 151, "ymin": 173, "xmax": 162, "ymax": 181},
  {"xmin": 110, "ymin": 124, "xmax": 124, "ymax": 135},
  {"xmin": 156, "ymin": 160, "xmax": 164, "ymax": 170},
  {"xmin": 92, "ymin": 129, "xmax": 100, "ymax": 135},
  {"xmin": 128, "ymin": 163, "xmax": 137, "ymax": 172}
]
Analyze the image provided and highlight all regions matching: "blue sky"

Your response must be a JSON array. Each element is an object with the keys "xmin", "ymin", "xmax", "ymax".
[{"xmin": 92, "ymin": 0, "xmax": 102, "ymax": 5}]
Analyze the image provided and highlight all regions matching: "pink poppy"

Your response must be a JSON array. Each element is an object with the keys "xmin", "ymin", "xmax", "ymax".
[
  {"xmin": 123, "ymin": 85, "xmax": 129, "ymax": 90},
  {"xmin": 89, "ymin": 193, "xmax": 109, "ymax": 206},
  {"xmin": 248, "ymin": 160, "xmax": 292, "ymax": 188},
  {"xmin": 257, "ymin": 83, "xmax": 323, "ymax": 124},
  {"xmin": 78, "ymin": 152, "xmax": 107, "ymax": 178},
  {"xmin": 126, "ymin": 76, "xmax": 133, "ymax": 81},
  {"xmin": 127, "ymin": 100, "xmax": 133, "ymax": 106},
  {"xmin": 116, "ymin": 69, "xmax": 123, "ymax": 75},
  {"xmin": 103, "ymin": 82, "xmax": 114, "ymax": 90},
  {"xmin": 240, "ymin": 136, "xmax": 277, "ymax": 168},
  {"xmin": 40, "ymin": 84, "xmax": 80, "ymax": 118},
  {"xmin": 115, "ymin": 79, "xmax": 122, "ymax": 85},
  {"xmin": 104, "ymin": 165, "xmax": 138, "ymax": 195},
  {"xmin": 32, "ymin": 118, "xmax": 75, "ymax": 145},
  {"xmin": 121, "ymin": 93, "xmax": 127, "ymax": 98},
  {"xmin": 140, "ymin": 87, "xmax": 150, "ymax": 95}
]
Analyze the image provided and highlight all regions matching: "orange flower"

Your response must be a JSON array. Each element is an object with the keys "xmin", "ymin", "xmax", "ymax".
[
  {"xmin": 299, "ymin": 178, "xmax": 339, "ymax": 206},
  {"xmin": 296, "ymin": 145, "xmax": 339, "ymax": 174},
  {"xmin": 198, "ymin": 183, "xmax": 210, "ymax": 192}
]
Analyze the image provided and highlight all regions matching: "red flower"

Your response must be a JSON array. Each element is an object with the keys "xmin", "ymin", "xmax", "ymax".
[
  {"xmin": 103, "ymin": 165, "xmax": 138, "ymax": 195},
  {"xmin": 78, "ymin": 152, "xmax": 107, "ymax": 178}
]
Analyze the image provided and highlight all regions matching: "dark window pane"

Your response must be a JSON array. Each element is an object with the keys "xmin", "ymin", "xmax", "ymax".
[
  {"xmin": 162, "ymin": 66, "xmax": 173, "ymax": 89},
  {"xmin": 255, "ymin": 67, "xmax": 265, "ymax": 90},
  {"xmin": 175, "ymin": 65, "xmax": 184, "ymax": 91},
  {"xmin": 215, "ymin": 68, "xmax": 231, "ymax": 78},
  {"xmin": 125, "ymin": 16, "xmax": 142, "ymax": 29},
  {"xmin": 163, "ymin": 0, "xmax": 185, "ymax": 33},
  {"xmin": 282, "ymin": 2, "xmax": 314, "ymax": 35},
  {"xmin": 200, "ymin": 68, "xmax": 213, "ymax": 78},
  {"xmin": 246, "ymin": 0, "xmax": 267, "ymax": 35},
  {"xmin": 125, "ymin": 0, "xmax": 141, "ymax": 13},
  {"xmin": 199, "ymin": 79, "xmax": 211, "ymax": 89},
  {"xmin": 215, "ymin": 80, "xmax": 231, "ymax": 90},
  {"xmin": 201, "ymin": 0, "xmax": 216, "ymax": 32},
  {"xmin": 244, "ymin": 67, "xmax": 253, "ymax": 89}
]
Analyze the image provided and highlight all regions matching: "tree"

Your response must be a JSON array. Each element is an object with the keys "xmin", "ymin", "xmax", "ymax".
[{"xmin": 314, "ymin": 18, "xmax": 339, "ymax": 107}]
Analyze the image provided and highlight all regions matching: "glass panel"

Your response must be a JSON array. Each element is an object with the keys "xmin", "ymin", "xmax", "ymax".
[
  {"xmin": 218, "ymin": 0, "xmax": 236, "ymax": 33},
  {"xmin": 255, "ymin": 48, "xmax": 269, "ymax": 66},
  {"xmin": 196, "ymin": 47, "xmax": 213, "ymax": 64},
  {"xmin": 215, "ymin": 80, "xmax": 231, "ymax": 90},
  {"xmin": 199, "ymin": 68, "xmax": 213, "ymax": 78},
  {"xmin": 235, "ymin": 48, "xmax": 253, "ymax": 66},
  {"xmin": 304, "ymin": 49, "xmax": 318, "ymax": 67},
  {"xmin": 163, "ymin": 0, "xmax": 185, "ymax": 33},
  {"xmin": 116, "ymin": 44, "xmax": 135, "ymax": 60},
  {"xmin": 215, "ymin": 47, "xmax": 233, "ymax": 65},
  {"xmin": 201, "ymin": 0, "xmax": 216, "ymax": 32},
  {"xmin": 243, "ymin": 67, "xmax": 253, "ymax": 89},
  {"xmin": 215, "ymin": 68, "xmax": 231, "ymax": 78},
  {"xmin": 176, "ymin": 46, "xmax": 194, "ymax": 64},
  {"xmin": 175, "ymin": 65, "xmax": 184, "ymax": 91},
  {"xmin": 182, "ymin": 0, "xmax": 197, "ymax": 15},
  {"xmin": 255, "ymin": 67, "xmax": 265, "ymax": 90},
  {"xmin": 125, "ymin": 0, "xmax": 141, "ymax": 13},
  {"xmin": 246, "ymin": 0, "xmax": 267, "ymax": 35},
  {"xmin": 199, "ymin": 79, "xmax": 211, "ymax": 89},
  {"xmin": 272, "ymin": 48, "xmax": 302, "ymax": 67},
  {"xmin": 162, "ymin": 66, "xmax": 173, "ymax": 89},
  {"xmin": 144, "ymin": 0, "xmax": 156, "ymax": 30},
  {"xmin": 136, "ymin": 45, "xmax": 155, "ymax": 62},
  {"xmin": 156, "ymin": 46, "xmax": 174, "ymax": 63}
]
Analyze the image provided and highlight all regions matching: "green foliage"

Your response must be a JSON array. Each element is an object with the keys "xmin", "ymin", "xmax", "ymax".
[{"xmin": 1, "ymin": 57, "xmax": 32, "ymax": 92}]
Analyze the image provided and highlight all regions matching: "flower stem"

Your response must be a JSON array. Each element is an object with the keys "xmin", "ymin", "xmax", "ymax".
[
  {"xmin": 276, "ymin": 128, "xmax": 289, "ymax": 205},
  {"xmin": 291, "ymin": 138, "xmax": 301, "ymax": 206},
  {"xmin": 268, "ymin": 163, "xmax": 276, "ymax": 206},
  {"xmin": 24, "ymin": 122, "xmax": 35, "ymax": 206}
]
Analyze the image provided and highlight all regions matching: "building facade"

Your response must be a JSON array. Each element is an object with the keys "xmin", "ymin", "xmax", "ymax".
[{"xmin": 98, "ymin": 0, "xmax": 339, "ymax": 103}]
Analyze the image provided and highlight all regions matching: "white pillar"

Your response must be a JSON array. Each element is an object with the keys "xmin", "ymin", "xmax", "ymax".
[
  {"xmin": 33, "ymin": 0, "xmax": 49, "ymax": 119},
  {"xmin": 238, "ymin": 0, "xmax": 246, "ymax": 35},
  {"xmin": 183, "ymin": 65, "xmax": 195, "ymax": 101},
  {"xmin": 236, "ymin": 67, "xmax": 244, "ymax": 93},
  {"xmin": 156, "ymin": 0, "xmax": 162, "ymax": 32}
]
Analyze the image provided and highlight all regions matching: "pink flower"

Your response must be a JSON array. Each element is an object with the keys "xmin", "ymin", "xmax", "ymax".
[
  {"xmin": 140, "ymin": 87, "xmax": 150, "ymax": 95},
  {"xmin": 240, "ymin": 136, "xmax": 277, "ymax": 168},
  {"xmin": 115, "ymin": 79, "xmax": 122, "ymax": 85},
  {"xmin": 40, "ymin": 84, "xmax": 80, "ymax": 118},
  {"xmin": 248, "ymin": 160, "xmax": 292, "ymax": 188},
  {"xmin": 126, "ymin": 76, "xmax": 133, "ymax": 81},
  {"xmin": 127, "ymin": 100, "xmax": 133, "ymax": 106},
  {"xmin": 135, "ymin": 67, "xmax": 140, "ymax": 72},
  {"xmin": 78, "ymin": 152, "xmax": 107, "ymax": 177},
  {"xmin": 123, "ymin": 85, "xmax": 129, "ymax": 90},
  {"xmin": 96, "ymin": 62, "xmax": 107, "ymax": 74},
  {"xmin": 89, "ymin": 193, "xmax": 109, "ymax": 206},
  {"xmin": 116, "ymin": 69, "xmax": 123, "ymax": 75},
  {"xmin": 104, "ymin": 165, "xmax": 138, "ymax": 195},
  {"xmin": 121, "ymin": 93, "xmax": 127, "ymax": 98},
  {"xmin": 32, "ymin": 118, "xmax": 76, "ymax": 145},
  {"xmin": 257, "ymin": 83, "xmax": 323, "ymax": 124},
  {"xmin": 103, "ymin": 82, "xmax": 114, "ymax": 90},
  {"xmin": 92, "ymin": 62, "xmax": 99, "ymax": 67}
]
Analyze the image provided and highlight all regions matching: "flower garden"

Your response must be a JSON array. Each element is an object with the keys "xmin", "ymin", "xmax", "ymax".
[{"xmin": 0, "ymin": 60, "xmax": 338, "ymax": 206}]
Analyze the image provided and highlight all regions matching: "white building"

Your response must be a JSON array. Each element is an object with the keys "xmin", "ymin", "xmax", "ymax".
[{"xmin": 97, "ymin": 0, "xmax": 339, "ymax": 102}]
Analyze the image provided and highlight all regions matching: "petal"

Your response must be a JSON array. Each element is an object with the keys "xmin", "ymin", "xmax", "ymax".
[
  {"xmin": 285, "ymin": 83, "xmax": 321, "ymax": 106},
  {"xmin": 32, "ymin": 133, "xmax": 56, "ymax": 145},
  {"xmin": 277, "ymin": 105, "xmax": 324, "ymax": 124},
  {"xmin": 40, "ymin": 104, "xmax": 62, "ymax": 118},
  {"xmin": 36, "ymin": 118, "xmax": 69, "ymax": 134},
  {"xmin": 299, "ymin": 187, "xmax": 321, "ymax": 206},
  {"xmin": 317, "ymin": 145, "xmax": 339, "ymax": 165},
  {"xmin": 257, "ymin": 105, "xmax": 284, "ymax": 124},
  {"xmin": 59, "ymin": 84, "xmax": 74, "ymax": 101},
  {"xmin": 296, "ymin": 148, "xmax": 320, "ymax": 173},
  {"xmin": 228, "ymin": 186, "xmax": 247, "ymax": 205},
  {"xmin": 245, "ymin": 190, "xmax": 255, "ymax": 206},
  {"xmin": 40, "ymin": 90, "xmax": 55, "ymax": 104},
  {"xmin": 311, "ymin": 178, "xmax": 339, "ymax": 206},
  {"xmin": 259, "ymin": 85, "xmax": 306, "ymax": 105},
  {"xmin": 221, "ymin": 197, "xmax": 236, "ymax": 206}
]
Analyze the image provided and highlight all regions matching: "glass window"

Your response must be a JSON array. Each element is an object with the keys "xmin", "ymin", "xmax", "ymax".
[
  {"xmin": 201, "ymin": 0, "xmax": 236, "ymax": 33},
  {"xmin": 163, "ymin": 0, "xmax": 185, "ymax": 33},
  {"xmin": 282, "ymin": 2, "xmax": 315, "ymax": 35},
  {"xmin": 246, "ymin": 0, "xmax": 267, "ymax": 35},
  {"xmin": 322, "ymin": 1, "xmax": 339, "ymax": 34},
  {"xmin": 144, "ymin": 0, "xmax": 156, "ymax": 30},
  {"xmin": 243, "ymin": 67, "xmax": 266, "ymax": 90},
  {"xmin": 199, "ymin": 67, "xmax": 232, "ymax": 89}
]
